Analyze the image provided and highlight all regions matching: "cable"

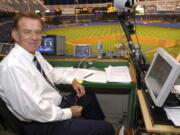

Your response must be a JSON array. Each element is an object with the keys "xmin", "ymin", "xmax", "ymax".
[{"xmin": 77, "ymin": 55, "xmax": 90, "ymax": 69}]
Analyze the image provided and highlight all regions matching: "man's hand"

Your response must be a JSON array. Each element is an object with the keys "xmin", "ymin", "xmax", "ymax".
[
  {"xmin": 176, "ymin": 53, "xmax": 180, "ymax": 62},
  {"xmin": 70, "ymin": 106, "xmax": 83, "ymax": 118},
  {"xmin": 72, "ymin": 79, "xmax": 85, "ymax": 97}
]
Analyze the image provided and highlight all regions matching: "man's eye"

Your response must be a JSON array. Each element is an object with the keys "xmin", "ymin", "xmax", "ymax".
[
  {"xmin": 36, "ymin": 31, "xmax": 42, "ymax": 34},
  {"xmin": 24, "ymin": 31, "xmax": 31, "ymax": 34}
]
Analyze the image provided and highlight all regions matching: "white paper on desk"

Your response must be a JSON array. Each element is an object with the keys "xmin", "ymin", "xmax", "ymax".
[
  {"xmin": 105, "ymin": 65, "xmax": 131, "ymax": 83},
  {"xmin": 164, "ymin": 107, "xmax": 180, "ymax": 126},
  {"xmin": 74, "ymin": 68, "xmax": 97, "ymax": 80},
  {"xmin": 84, "ymin": 71, "xmax": 107, "ymax": 83},
  {"xmin": 54, "ymin": 67, "xmax": 96, "ymax": 80}
]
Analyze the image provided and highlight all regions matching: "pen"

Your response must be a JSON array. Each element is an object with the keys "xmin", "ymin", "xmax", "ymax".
[
  {"xmin": 164, "ymin": 106, "xmax": 180, "ymax": 109},
  {"xmin": 83, "ymin": 73, "xmax": 94, "ymax": 79}
]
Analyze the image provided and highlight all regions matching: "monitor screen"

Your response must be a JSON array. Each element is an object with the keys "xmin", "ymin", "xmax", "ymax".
[
  {"xmin": 38, "ymin": 35, "xmax": 56, "ymax": 55},
  {"xmin": 147, "ymin": 54, "xmax": 172, "ymax": 98},
  {"xmin": 74, "ymin": 45, "xmax": 91, "ymax": 57},
  {"xmin": 145, "ymin": 48, "xmax": 180, "ymax": 107},
  {"xmin": 1, "ymin": 44, "xmax": 13, "ymax": 54}
]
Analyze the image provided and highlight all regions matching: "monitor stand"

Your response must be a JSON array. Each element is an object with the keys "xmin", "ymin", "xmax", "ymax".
[{"xmin": 143, "ymin": 90, "xmax": 173, "ymax": 125}]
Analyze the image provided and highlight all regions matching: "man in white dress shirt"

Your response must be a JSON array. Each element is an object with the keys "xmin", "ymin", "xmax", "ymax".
[{"xmin": 0, "ymin": 12, "xmax": 115, "ymax": 135}]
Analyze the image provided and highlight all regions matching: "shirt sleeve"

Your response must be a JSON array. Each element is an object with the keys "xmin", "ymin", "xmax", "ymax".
[{"xmin": 1, "ymin": 64, "xmax": 72, "ymax": 122}]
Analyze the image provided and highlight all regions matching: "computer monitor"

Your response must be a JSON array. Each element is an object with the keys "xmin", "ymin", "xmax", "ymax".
[
  {"xmin": 114, "ymin": 0, "xmax": 134, "ymax": 13},
  {"xmin": 38, "ymin": 35, "xmax": 65, "ymax": 56},
  {"xmin": 1, "ymin": 44, "xmax": 14, "ymax": 55},
  {"xmin": 74, "ymin": 44, "xmax": 91, "ymax": 57},
  {"xmin": 145, "ymin": 48, "xmax": 180, "ymax": 107},
  {"xmin": 38, "ymin": 35, "xmax": 56, "ymax": 55}
]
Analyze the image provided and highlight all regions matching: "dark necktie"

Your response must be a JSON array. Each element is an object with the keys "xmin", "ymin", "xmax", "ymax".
[
  {"xmin": 33, "ymin": 56, "xmax": 71, "ymax": 104},
  {"xmin": 33, "ymin": 56, "xmax": 57, "ymax": 90}
]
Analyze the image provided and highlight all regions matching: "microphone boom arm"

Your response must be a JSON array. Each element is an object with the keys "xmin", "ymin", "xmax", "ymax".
[{"xmin": 118, "ymin": 12, "xmax": 148, "ymax": 89}]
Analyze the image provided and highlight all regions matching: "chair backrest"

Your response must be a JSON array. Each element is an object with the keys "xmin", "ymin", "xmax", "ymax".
[{"xmin": 0, "ymin": 97, "xmax": 24, "ymax": 135}]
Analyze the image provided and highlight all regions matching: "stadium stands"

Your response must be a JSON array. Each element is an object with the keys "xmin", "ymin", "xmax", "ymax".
[
  {"xmin": 134, "ymin": 0, "xmax": 180, "ymax": 13},
  {"xmin": 0, "ymin": 0, "xmax": 179, "ymax": 43},
  {"xmin": 0, "ymin": 22, "xmax": 12, "ymax": 43},
  {"xmin": 135, "ymin": 13, "xmax": 180, "ymax": 23},
  {"xmin": 0, "ymin": 0, "xmax": 47, "ymax": 12}
]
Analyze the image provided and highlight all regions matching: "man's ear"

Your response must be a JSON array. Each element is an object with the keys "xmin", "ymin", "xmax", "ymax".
[{"xmin": 11, "ymin": 29, "xmax": 19, "ymax": 42}]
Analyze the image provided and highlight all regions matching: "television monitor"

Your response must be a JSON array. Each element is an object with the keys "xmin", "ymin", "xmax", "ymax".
[
  {"xmin": 145, "ymin": 48, "xmax": 180, "ymax": 107},
  {"xmin": 1, "ymin": 44, "xmax": 14, "ymax": 55},
  {"xmin": 74, "ymin": 44, "xmax": 91, "ymax": 57},
  {"xmin": 38, "ymin": 35, "xmax": 65, "ymax": 56},
  {"xmin": 114, "ymin": 0, "xmax": 134, "ymax": 13},
  {"xmin": 38, "ymin": 35, "xmax": 56, "ymax": 55}
]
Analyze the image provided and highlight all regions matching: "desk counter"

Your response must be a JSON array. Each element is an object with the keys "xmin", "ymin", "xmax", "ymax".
[
  {"xmin": 137, "ymin": 90, "xmax": 180, "ymax": 134},
  {"xmin": 48, "ymin": 58, "xmax": 137, "ymax": 129}
]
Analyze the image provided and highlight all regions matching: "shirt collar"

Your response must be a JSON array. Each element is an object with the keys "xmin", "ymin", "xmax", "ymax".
[{"xmin": 14, "ymin": 43, "xmax": 35, "ymax": 62}]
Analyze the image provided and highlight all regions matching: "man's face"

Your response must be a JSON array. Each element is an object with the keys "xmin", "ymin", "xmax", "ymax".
[{"xmin": 12, "ymin": 17, "xmax": 42, "ymax": 54}]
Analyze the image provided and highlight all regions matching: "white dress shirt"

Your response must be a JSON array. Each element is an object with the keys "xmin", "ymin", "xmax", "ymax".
[{"xmin": 0, "ymin": 44, "xmax": 75, "ymax": 122}]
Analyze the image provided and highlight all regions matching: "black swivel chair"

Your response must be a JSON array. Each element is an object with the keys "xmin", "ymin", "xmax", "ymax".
[{"xmin": 0, "ymin": 97, "xmax": 24, "ymax": 135}]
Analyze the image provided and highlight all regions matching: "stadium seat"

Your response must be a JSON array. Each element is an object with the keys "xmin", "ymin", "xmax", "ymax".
[{"xmin": 0, "ymin": 96, "xmax": 24, "ymax": 135}]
